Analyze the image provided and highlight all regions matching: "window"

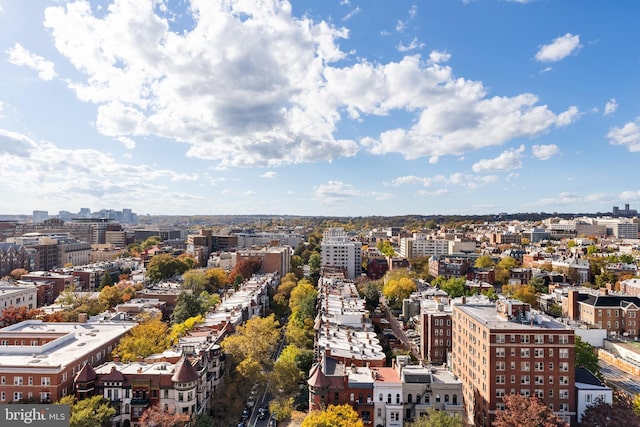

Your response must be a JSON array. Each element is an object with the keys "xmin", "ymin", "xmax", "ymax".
[
  {"xmin": 549, "ymin": 389, "xmax": 554, "ymax": 398},
  {"xmin": 40, "ymin": 392, "xmax": 51, "ymax": 403},
  {"xmin": 41, "ymin": 377, "xmax": 50, "ymax": 386},
  {"xmin": 535, "ymin": 389, "xmax": 544, "ymax": 398},
  {"xmin": 521, "ymin": 348, "xmax": 530, "ymax": 358},
  {"xmin": 521, "ymin": 335, "xmax": 530, "ymax": 344},
  {"xmin": 535, "ymin": 376, "xmax": 544, "ymax": 385},
  {"xmin": 534, "ymin": 349, "xmax": 544, "ymax": 358},
  {"xmin": 560, "ymin": 376, "xmax": 569, "ymax": 385},
  {"xmin": 548, "ymin": 376, "xmax": 554, "ymax": 385},
  {"xmin": 535, "ymin": 362, "xmax": 544, "ymax": 372},
  {"xmin": 379, "ymin": 393, "xmax": 383, "ymax": 402},
  {"xmin": 1, "ymin": 392, "xmax": 4, "ymax": 401},
  {"xmin": 14, "ymin": 392, "xmax": 23, "ymax": 401},
  {"xmin": 559, "ymin": 335, "xmax": 569, "ymax": 344},
  {"xmin": 549, "ymin": 362, "xmax": 554, "ymax": 371},
  {"xmin": 387, "ymin": 394, "xmax": 391, "ymax": 404},
  {"xmin": 496, "ymin": 361, "xmax": 505, "ymax": 371},
  {"xmin": 560, "ymin": 362, "xmax": 569, "ymax": 372},
  {"xmin": 521, "ymin": 389, "xmax": 530, "ymax": 397},
  {"xmin": 396, "ymin": 394, "xmax": 400, "ymax": 404},
  {"xmin": 0, "ymin": 376, "xmax": 4, "ymax": 384},
  {"xmin": 14, "ymin": 377, "xmax": 23, "ymax": 385},
  {"xmin": 560, "ymin": 403, "xmax": 569, "ymax": 412},
  {"xmin": 559, "ymin": 349, "xmax": 569, "ymax": 358},
  {"xmin": 178, "ymin": 392, "xmax": 184, "ymax": 402},
  {"xmin": 416, "ymin": 394, "xmax": 421, "ymax": 404},
  {"xmin": 496, "ymin": 334, "xmax": 505, "ymax": 343},
  {"xmin": 549, "ymin": 348, "xmax": 554, "ymax": 357},
  {"xmin": 28, "ymin": 377, "xmax": 33, "ymax": 385},
  {"xmin": 559, "ymin": 389, "xmax": 569, "ymax": 399},
  {"xmin": 534, "ymin": 334, "xmax": 544, "ymax": 344},
  {"xmin": 496, "ymin": 347, "xmax": 505, "ymax": 357},
  {"xmin": 407, "ymin": 394, "xmax": 412, "ymax": 403},
  {"xmin": 510, "ymin": 375, "xmax": 515, "ymax": 384},
  {"xmin": 521, "ymin": 362, "xmax": 530, "ymax": 372},
  {"xmin": 520, "ymin": 376, "xmax": 530, "ymax": 385}
]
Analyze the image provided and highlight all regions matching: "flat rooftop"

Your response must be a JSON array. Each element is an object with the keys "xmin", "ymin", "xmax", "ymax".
[
  {"xmin": 0, "ymin": 320, "xmax": 136, "ymax": 371},
  {"xmin": 456, "ymin": 304, "xmax": 568, "ymax": 330}
]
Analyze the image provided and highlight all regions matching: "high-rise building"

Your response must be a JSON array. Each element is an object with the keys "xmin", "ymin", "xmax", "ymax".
[
  {"xmin": 32, "ymin": 210, "xmax": 48, "ymax": 223},
  {"xmin": 320, "ymin": 228, "xmax": 362, "ymax": 279},
  {"xmin": 451, "ymin": 297, "xmax": 575, "ymax": 427}
]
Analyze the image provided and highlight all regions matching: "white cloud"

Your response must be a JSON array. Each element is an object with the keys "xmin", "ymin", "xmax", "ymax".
[
  {"xmin": 607, "ymin": 118, "xmax": 640, "ymax": 152},
  {"xmin": 342, "ymin": 6, "xmax": 361, "ymax": 21},
  {"xmin": 417, "ymin": 188, "xmax": 449, "ymax": 197},
  {"xmin": 604, "ymin": 99, "xmax": 618, "ymax": 116},
  {"xmin": 242, "ymin": 190, "xmax": 256, "ymax": 197},
  {"xmin": 531, "ymin": 144, "xmax": 560, "ymax": 160},
  {"xmin": 397, "ymin": 38, "xmax": 425, "ymax": 53},
  {"xmin": 6, "ymin": 43, "xmax": 57, "ymax": 81},
  {"xmin": 556, "ymin": 106, "xmax": 580, "ymax": 127},
  {"xmin": 472, "ymin": 145, "xmax": 525, "ymax": 172},
  {"xmin": 389, "ymin": 172, "xmax": 496, "ymax": 190},
  {"xmin": 535, "ymin": 33, "xmax": 581, "ymax": 62},
  {"xmin": 314, "ymin": 180, "xmax": 361, "ymax": 204},
  {"xmin": 260, "ymin": 171, "xmax": 278, "ymax": 178},
  {"xmin": 429, "ymin": 156, "xmax": 439, "ymax": 164},
  {"xmin": 428, "ymin": 50, "xmax": 451, "ymax": 64},
  {"xmin": 388, "ymin": 175, "xmax": 432, "ymax": 187},
  {"xmin": 408, "ymin": 5, "xmax": 418, "ymax": 19},
  {"xmin": 42, "ymin": 1, "xmax": 578, "ymax": 168},
  {"xmin": 117, "ymin": 136, "xmax": 136, "ymax": 149},
  {"xmin": 0, "ymin": 127, "xmax": 197, "ymax": 210}
]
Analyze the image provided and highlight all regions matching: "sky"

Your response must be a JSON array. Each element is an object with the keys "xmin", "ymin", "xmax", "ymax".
[{"xmin": 1, "ymin": 0, "xmax": 639, "ymax": 217}]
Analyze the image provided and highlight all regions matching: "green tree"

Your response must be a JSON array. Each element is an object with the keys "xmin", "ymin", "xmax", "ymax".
[
  {"xmin": 308, "ymin": 252, "xmax": 322, "ymax": 273},
  {"xmin": 99, "ymin": 271, "xmax": 113, "ymax": 290},
  {"xmin": 302, "ymin": 404, "xmax": 364, "ymax": 427},
  {"xmin": 377, "ymin": 240, "xmax": 395, "ymax": 256},
  {"xmin": 495, "ymin": 256, "xmax": 518, "ymax": 285},
  {"xmin": 361, "ymin": 281, "xmax": 381, "ymax": 309},
  {"xmin": 289, "ymin": 279, "xmax": 317, "ymax": 320},
  {"xmin": 575, "ymin": 336, "xmax": 602, "ymax": 379},
  {"xmin": 171, "ymin": 291, "xmax": 205, "ymax": 325},
  {"xmin": 182, "ymin": 269, "xmax": 208, "ymax": 294},
  {"xmin": 270, "ymin": 344, "xmax": 303, "ymax": 397},
  {"xmin": 146, "ymin": 254, "xmax": 190, "ymax": 282},
  {"xmin": 438, "ymin": 277, "xmax": 467, "ymax": 298},
  {"xmin": 59, "ymin": 395, "xmax": 116, "ymax": 427},
  {"xmin": 406, "ymin": 408, "xmax": 462, "ymax": 427}
]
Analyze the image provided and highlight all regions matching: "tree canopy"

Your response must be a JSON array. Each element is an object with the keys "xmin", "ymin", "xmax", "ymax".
[
  {"xmin": 113, "ymin": 315, "xmax": 174, "ymax": 362},
  {"xmin": 406, "ymin": 408, "xmax": 462, "ymax": 427},
  {"xmin": 575, "ymin": 336, "xmax": 602, "ymax": 379},
  {"xmin": 582, "ymin": 390, "xmax": 640, "ymax": 426},
  {"xmin": 58, "ymin": 395, "xmax": 115, "ymax": 427},
  {"xmin": 146, "ymin": 253, "xmax": 190, "ymax": 282},
  {"xmin": 171, "ymin": 291, "xmax": 205, "ymax": 325},
  {"xmin": 493, "ymin": 394, "xmax": 567, "ymax": 427},
  {"xmin": 301, "ymin": 404, "xmax": 364, "ymax": 427}
]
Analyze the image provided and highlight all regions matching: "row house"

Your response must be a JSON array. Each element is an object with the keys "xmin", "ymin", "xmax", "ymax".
[
  {"xmin": 0, "ymin": 281, "xmax": 37, "ymax": 314},
  {"xmin": 308, "ymin": 354, "xmax": 462, "ymax": 427},
  {"xmin": 428, "ymin": 255, "xmax": 473, "ymax": 279},
  {"xmin": 0, "ymin": 243, "xmax": 35, "ymax": 277}
]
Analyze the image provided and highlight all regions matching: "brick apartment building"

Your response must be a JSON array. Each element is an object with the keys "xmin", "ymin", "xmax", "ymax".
[
  {"xmin": 451, "ymin": 297, "xmax": 575, "ymax": 426},
  {"xmin": 0, "ymin": 320, "xmax": 135, "ymax": 404}
]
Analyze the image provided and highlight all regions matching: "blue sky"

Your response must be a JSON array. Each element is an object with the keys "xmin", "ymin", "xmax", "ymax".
[{"xmin": 1, "ymin": 0, "xmax": 639, "ymax": 217}]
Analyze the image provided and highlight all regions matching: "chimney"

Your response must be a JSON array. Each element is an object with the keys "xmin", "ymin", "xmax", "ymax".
[
  {"xmin": 113, "ymin": 355, "xmax": 120, "ymax": 363},
  {"xmin": 77, "ymin": 312, "xmax": 88, "ymax": 323}
]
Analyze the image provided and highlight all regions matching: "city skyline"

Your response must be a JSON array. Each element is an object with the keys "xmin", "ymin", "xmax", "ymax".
[{"xmin": 1, "ymin": 1, "xmax": 639, "ymax": 217}]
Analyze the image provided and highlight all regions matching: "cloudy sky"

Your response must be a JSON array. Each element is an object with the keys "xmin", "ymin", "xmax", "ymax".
[{"xmin": 1, "ymin": 0, "xmax": 639, "ymax": 217}]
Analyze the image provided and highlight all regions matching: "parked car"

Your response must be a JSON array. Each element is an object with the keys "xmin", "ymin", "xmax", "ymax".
[
  {"xmin": 257, "ymin": 405, "xmax": 269, "ymax": 420},
  {"xmin": 269, "ymin": 417, "xmax": 277, "ymax": 427}
]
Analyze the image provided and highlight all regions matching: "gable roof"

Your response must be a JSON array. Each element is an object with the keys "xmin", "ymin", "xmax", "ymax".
[{"xmin": 75, "ymin": 362, "xmax": 97, "ymax": 384}]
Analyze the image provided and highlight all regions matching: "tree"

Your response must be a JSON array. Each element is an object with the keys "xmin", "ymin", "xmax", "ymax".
[
  {"xmin": 221, "ymin": 314, "xmax": 280, "ymax": 378},
  {"xmin": 113, "ymin": 315, "xmax": 174, "ymax": 362},
  {"xmin": 475, "ymin": 254, "xmax": 494, "ymax": 268},
  {"xmin": 140, "ymin": 236, "xmax": 162, "ymax": 251},
  {"xmin": 502, "ymin": 284, "xmax": 537, "ymax": 307},
  {"xmin": 270, "ymin": 396, "xmax": 295, "ymax": 422},
  {"xmin": 139, "ymin": 405, "xmax": 189, "ymax": 427},
  {"xmin": 205, "ymin": 267, "xmax": 227, "ymax": 292},
  {"xmin": 301, "ymin": 404, "xmax": 364, "ymax": 427},
  {"xmin": 575, "ymin": 336, "xmax": 602, "ymax": 379},
  {"xmin": 228, "ymin": 258, "xmax": 262, "ymax": 285},
  {"xmin": 270, "ymin": 344, "xmax": 303, "ymax": 398},
  {"xmin": 146, "ymin": 254, "xmax": 190, "ymax": 282},
  {"xmin": 9, "ymin": 268, "xmax": 28, "ymax": 280},
  {"xmin": 406, "ymin": 408, "xmax": 462, "ymax": 427},
  {"xmin": 58, "ymin": 395, "xmax": 116, "ymax": 427},
  {"xmin": 493, "ymin": 394, "xmax": 567, "ymax": 427},
  {"xmin": 383, "ymin": 276, "xmax": 416, "ymax": 307},
  {"xmin": 199, "ymin": 291, "xmax": 220, "ymax": 311},
  {"xmin": 181, "ymin": 269, "xmax": 208, "ymax": 294},
  {"xmin": 435, "ymin": 276, "xmax": 467, "ymax": 298},
  {"xmin": 171, "ymin": 291, "xmax": 205, "ymax": 325},
  {"xmin": 361, "ymin": 281, "xmax": 381, "ymax": 309},
  {"xmin": 289, "ymin": 279, "xmax": 317, "ymax": 320},
  {"xmin": 0, "ymin": 306, "xmax": 43, "ymax": 326},
  {"xmin": 377, "ymin": 240, "xmax": 395, "ymax": 256},
  {"xmin": 495, "ymin": 256, "xmax": 518, "ymax": 285},
  {"xmin": 98, "ymin": 285, "xmax": 122, "ymax": 308},
  {"xmin": 99, "ymin": 271, "xmax": 114, "ymax": 290},
  {"xmin": 308, "ymin": 252, "xmax": 322, "ymax": 273},
  {"xmin": 582, "ymin": 390, "xmax": 640, "ymax": 426}
]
